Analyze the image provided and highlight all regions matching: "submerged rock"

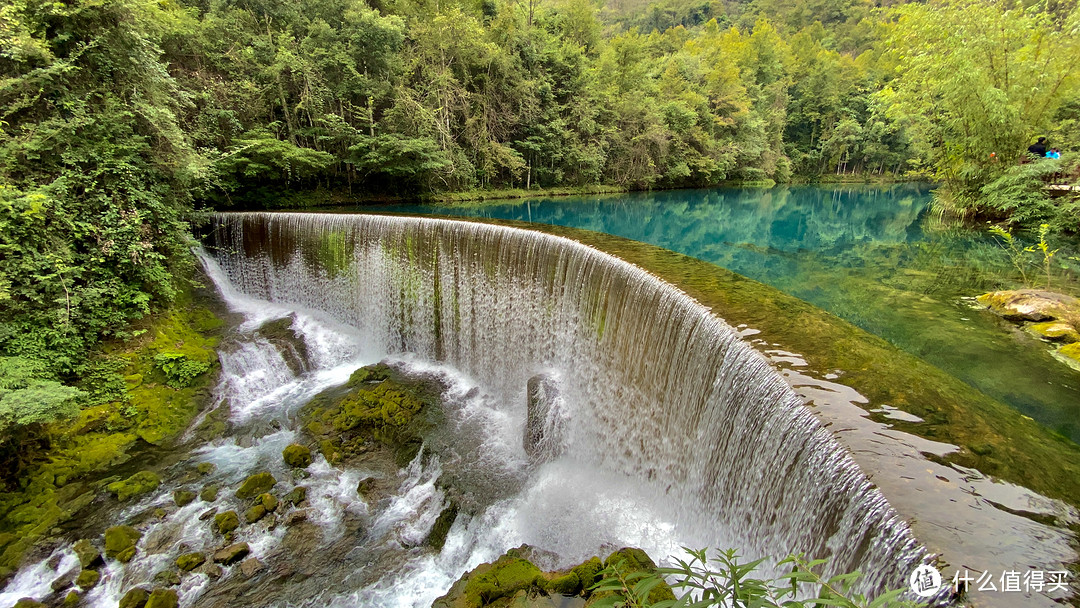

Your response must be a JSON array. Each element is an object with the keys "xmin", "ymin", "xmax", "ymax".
[
  {"xmin": 119, "ymin": 587, "xmax": 150, "ymax": 608},
  {"xmin": 107, "ymin": 471, "xmax": 161, "ymax": 502},
  {"xmin": 104, "ymin": 525, "xmax": 142, "ymax": 563},
  {"xmin": 236, "ymin": 472, "xmax": 276, "ymax": 499},
  {"xmin": 1055, "ymin": 343, "xmax": 1080, "ymax": 372},
  {"xmin": 213, "ymin": 542, "xmax": 250, "ymax": 565},
  {"xmin": 282, "ymin": 444, "xmax": 312, "ymax": 468}
]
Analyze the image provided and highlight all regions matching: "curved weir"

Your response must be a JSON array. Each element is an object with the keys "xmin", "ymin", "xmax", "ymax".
[{"xmin": 204, "ymin": 212, "xmax": 928, "ymax": 597}]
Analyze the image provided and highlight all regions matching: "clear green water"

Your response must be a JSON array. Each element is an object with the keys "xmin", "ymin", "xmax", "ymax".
[{"xmin": 366, "ymin": 184, "xmax": 1080, "ymax": 443}]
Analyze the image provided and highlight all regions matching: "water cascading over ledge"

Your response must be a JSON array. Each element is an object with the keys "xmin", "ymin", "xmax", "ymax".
[{"xmin": 203, "ymin": 212, "xmax": 928, "ymax": 597}]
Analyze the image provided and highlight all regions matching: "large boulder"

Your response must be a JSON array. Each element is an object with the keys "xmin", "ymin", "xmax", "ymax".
[
  {"xmin": 253, "ymin": 315, "xmax": 311, "ymax": 375},
  {"xmin": 300, "ymin": 362, "xmax": 445, "ymax": 467}
]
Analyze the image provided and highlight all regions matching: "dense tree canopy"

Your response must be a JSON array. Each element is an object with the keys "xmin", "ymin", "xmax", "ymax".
[{"xmin": 1, "ymin": 0, "xmax": 1079, "ymax": 437}]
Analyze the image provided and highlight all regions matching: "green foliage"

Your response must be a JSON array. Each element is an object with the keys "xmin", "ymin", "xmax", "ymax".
[
  {"xmin": 153, "ymin": 352, "xmax": 211, "ymax": 388},
  {"xmin": 592, "ymin": 547, "xmax": 928, "ymax": 608},
  {"xmin": 0, "ymin": 357, "xmax": 82, "ymax": 435}
]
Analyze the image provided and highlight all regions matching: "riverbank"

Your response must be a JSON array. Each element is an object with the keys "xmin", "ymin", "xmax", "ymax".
[{"xmin": 0, "ymin": 291, "xmax": 224, "ymax": 582}]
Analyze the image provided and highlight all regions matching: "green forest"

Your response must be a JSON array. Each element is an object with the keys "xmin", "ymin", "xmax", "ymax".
[{"xmin": 1, "ymin": 0, "xmax": 1079, "ymax": 483}]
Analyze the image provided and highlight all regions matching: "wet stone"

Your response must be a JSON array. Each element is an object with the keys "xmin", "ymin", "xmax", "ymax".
[
  {"xmin": 153, "ymin": 569, "xmax": 181, "ymax": 586},
  {"xmin": 213, "ymin": 542, "xmax": 250, "ymax": 565},
  {"xmin": 50, "ymin": 567, "xmax": 78, "ymax": 592},
  {"xmin": 196, "ymin": 462, "xmax": 216, "ymax": 476},
  {"xmin": 198, "ymin": 507, "xmax": 217, "ymax": 521},
  {"xmin": 13, "ymin": 599, "xmax": 46, "ymax": 608},
  {"xmin": 356, "ymin": 477, "xmax": 376, "ymax": 498},
  {"xmin": 239, "ymin": 557, "xmax": 263, "ymax": 578},
  {"xmin": 62, "ymin": 591, "xmax": 80, "ymax": 606},
  {"xmin": 107, "ymin": 471, "xmax": 161, "ymax": 502}
]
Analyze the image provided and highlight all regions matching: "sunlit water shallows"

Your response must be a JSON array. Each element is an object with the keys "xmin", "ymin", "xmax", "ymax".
[
  {"xmin": 3, "ymin": 213, "xmax": 933, "ymax": 608},
  {"xmin": 365, "ymin": 184, "xmax": 1080, "ymax": 442}
]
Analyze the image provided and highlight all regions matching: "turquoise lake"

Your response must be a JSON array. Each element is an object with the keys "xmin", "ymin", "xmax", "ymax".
[{"xmin": 365, "ymin": 183, "xmax": 1080, "ymax": 444}]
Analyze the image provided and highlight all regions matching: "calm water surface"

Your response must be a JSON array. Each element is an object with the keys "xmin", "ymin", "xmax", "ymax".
[{"xmin": 366, "ymin": 184, "xmax": 1080, "ymax": 443}]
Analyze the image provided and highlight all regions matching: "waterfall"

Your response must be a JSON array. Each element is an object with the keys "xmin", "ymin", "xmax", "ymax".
[{"xmin": 202, "ymin": 212, "xmax": 928, "ymax": 598}]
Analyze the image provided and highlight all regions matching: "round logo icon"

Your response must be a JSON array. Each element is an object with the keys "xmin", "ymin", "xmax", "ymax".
[{"xmin": 909, "ymin": 564, "xmax": 943, "ymax": 598}]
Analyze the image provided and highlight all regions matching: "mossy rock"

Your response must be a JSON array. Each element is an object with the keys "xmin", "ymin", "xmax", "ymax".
[
  {"xmin": 433, "ymin": 553, "xmax": 543, "ymax": 608},
  {"xmin": 144, "ymin": 588, "xmax": 179, "ymax": 608},
  {"xmin": 282, "ymin": 444, "xmax": 313, "ymax": 468},
  {"xmin": 119, "ymin": 587, "xmax": 150, "ymax": 608},
  {"xmin": 236, "ymin": 472, "xmax": 276, "ymax": 499},
  {"xmin": 257, "ymin": 493, "xmax": 279, "ymax": 512},
  {"xmin": 75, "ymin": 569, "xmax": 100, "ymax": 590},
  {"xmin": 199, "ymin": 485, "xmax": 219, "ymax": 502},
  {"xmin": 570, "ymin": 557, "xmax": 603, "ymax": 591},
  {"xmin": 173, "ymin": 490, "xmax": 196, "ymax": 507},
  {"xmin": 300, "ymin": 363, "xmax": 444, "ymax": 467},
  {"xmin": 425, "ymin": 502, "xmax": 459, "ymax": 551},
  {"xmin": 106, "ymin": 471, "xmax": 161, "ymax": 502},
  {"xmin": 590, "ymin": 548, "xmax": 675, "ymax": 605},
  {"xmin": 244, "ymin": 505, "xmax": 266, "ymax": 524},
  {"xmin": 284, "ymin": 486, "xmax": 307, "ymax": 506},
  {"xmin": 104, "ymin": 525, "xmax": 142, "ymax": 562},
  {"xmin": 1055, "ymin": 343, "xmax": 1080, "ymax": 372},
  {"xmin": 176, "ymin": 552, "xmax": 206, "ymax": 571},
  {"xmin": 63, "ymin": 591, "xmax": 80, "ymax": 606},
  {"xmin": 1029, "ymin": 321, "xmax": 1080, "ymax": 343},
  {"xmin": 540, "ymin": 571, "xmax": 581, "ymax": 595},
  {"xmin": 213, "ymin": 511, "xmax": 240, "ymax": 534},
  {"xmin": 72, "ymin": 539, "xmax": 103, "ymax": 569},
  {"xmin": 196, "ymin": 462, "xmax": 216, "ymax": 476},
  {"xmin": 153, "ymin": 569, "xmax": 181, "ymax": 586},
  {"xmin": 12, "ymin": 599, "xmax": 46, "ymax": 608}
]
